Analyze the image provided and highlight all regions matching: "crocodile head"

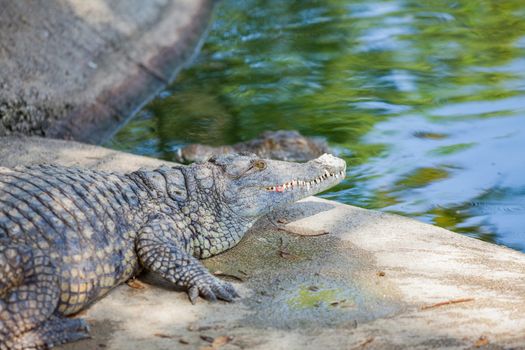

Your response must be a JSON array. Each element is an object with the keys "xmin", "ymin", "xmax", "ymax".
[{"xmin": 179, "ymin": 153, "xmax": 346, "ymax": 219}]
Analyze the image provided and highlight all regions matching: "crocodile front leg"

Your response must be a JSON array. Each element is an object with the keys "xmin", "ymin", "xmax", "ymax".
[{"xmin": 136, "ymin": 215, "xmax": 239, "ymax": 304}]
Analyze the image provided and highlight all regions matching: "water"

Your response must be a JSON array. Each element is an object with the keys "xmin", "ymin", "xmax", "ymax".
[{"xmin": 108, "ymin": 0, "xmax": 525, "ymax": 251}]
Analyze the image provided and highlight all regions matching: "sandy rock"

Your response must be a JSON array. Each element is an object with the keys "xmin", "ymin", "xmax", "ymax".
[
  {"xmin": 0, "ymin": 0, "xmax": 214, "ymax": 143},
  {"xmin": 1, "ymin": 136, "xmax": 525, "ymax": 349}
]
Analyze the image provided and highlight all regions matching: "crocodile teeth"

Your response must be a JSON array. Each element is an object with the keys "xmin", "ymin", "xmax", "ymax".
[{"xmin": 265, "ymin": 169, "xmax": 344, "ymax": 192}]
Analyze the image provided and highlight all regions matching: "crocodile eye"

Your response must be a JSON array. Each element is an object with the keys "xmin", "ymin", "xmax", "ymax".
[{"xmin": 253, "ymin": 160, "xmax": 267, "ymax": 170}]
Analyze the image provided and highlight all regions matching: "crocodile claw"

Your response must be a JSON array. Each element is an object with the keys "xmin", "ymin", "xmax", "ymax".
[{"xmin": 187, "ymin": 274, "xmax": 239, "ymax": 304}]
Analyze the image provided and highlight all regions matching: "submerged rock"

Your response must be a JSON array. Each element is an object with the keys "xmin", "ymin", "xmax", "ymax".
[{"xmin": 175, "ymin": 130, "xmax": 331, "ymax": 163}]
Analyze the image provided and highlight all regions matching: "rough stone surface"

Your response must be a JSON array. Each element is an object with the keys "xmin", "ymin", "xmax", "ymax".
[
  {"xmin": 1, "ymin": 136, "xmax": 525, "ymax": 349},
  {"xmin": 0, "ymin": 0, "xmax": 214, "ymax": 143}
]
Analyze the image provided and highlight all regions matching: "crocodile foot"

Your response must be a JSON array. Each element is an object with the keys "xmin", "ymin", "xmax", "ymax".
[
  {"xmin": 8, "ymin": 316, "xmax": 90, "ymax": 350},
  {"xmin": 187, "ymin": 274, "xmax": 240, "ymax": 304}
]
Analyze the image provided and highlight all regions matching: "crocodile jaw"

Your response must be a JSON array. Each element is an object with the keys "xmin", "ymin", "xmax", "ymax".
[
  {"xmin": 263, "ymin": 158, "xmax": 346, "ymax": 195},
  {"xmin": 225, "ymin": 153, "xmax": 346, "ymax": 218}
]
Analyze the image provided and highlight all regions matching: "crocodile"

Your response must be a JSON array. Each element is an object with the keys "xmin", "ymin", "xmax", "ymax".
[
  {"xmin": 175, "ymin": 130, "xmax": 331, "ymax": 163},
  {"xmin": 0, "ymin": 153, "xmax": 346, "ymax": 349}
]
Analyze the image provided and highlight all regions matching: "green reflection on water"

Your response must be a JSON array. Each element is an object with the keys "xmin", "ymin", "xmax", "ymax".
[
  {"xmin": 109, "ymin": 0, "xmax": 525, "ymax": 251},
  {"xmin": 430, "ymin": 143, "xmax": 476, "ymax": 156},
  {"xmin": 395, "ymin": 167, "xmax": 450, "ymax": 190}
]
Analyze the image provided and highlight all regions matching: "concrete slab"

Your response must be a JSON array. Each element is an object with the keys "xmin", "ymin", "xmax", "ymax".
[
  {"xmin": 1, "ymin": 136, "xmax": 525, "ymax": 349},
  {"xmin": 0, "ymin": 0, "xmax": 214, "ymax": 143}
]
